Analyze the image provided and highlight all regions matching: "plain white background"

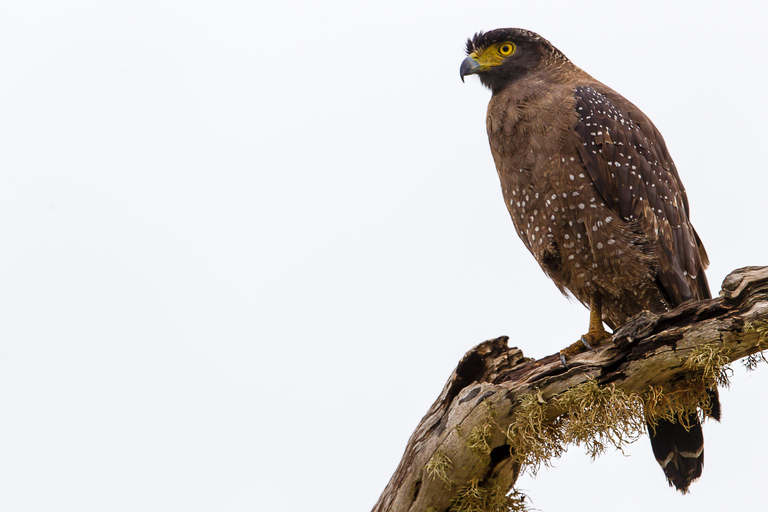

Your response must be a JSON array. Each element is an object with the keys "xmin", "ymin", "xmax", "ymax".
[{"xmin": 1, "ymin": 1, "xmax": 766, "ymax": 511}]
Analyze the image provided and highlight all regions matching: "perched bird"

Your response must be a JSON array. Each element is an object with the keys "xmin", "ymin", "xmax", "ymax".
[{"xmin": 460, "ymin": 28, "xmax": 719, "ymax": 493}]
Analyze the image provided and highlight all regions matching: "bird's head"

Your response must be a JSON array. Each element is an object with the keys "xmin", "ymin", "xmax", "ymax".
[{"xmin": 460, "ymin": 28, "xmax": 568, "ymax": 92}]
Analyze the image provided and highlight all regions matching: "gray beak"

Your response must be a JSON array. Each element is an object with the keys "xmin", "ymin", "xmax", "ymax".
[{"xmin": 460, "ymin": 56, "xmax": 481, "ymax": 82}]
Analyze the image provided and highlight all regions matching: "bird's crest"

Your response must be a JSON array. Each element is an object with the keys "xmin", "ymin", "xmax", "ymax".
[{"xmin": 465, "ymin": 28, "xmax": 567, "ymax": 61}]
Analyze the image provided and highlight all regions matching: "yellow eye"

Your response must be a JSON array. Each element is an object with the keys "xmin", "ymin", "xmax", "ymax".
[{"xmin": 498, "ymin": 42, "xmax": 515, "ymax": 56}]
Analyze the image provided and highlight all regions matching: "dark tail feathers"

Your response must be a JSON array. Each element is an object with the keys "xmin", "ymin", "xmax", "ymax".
[
  {"xmin": 648, "ymin": 416, "xmax": 703, "ymax": 493},
  {"xmin": 648, "ymin": 388, "xmax": 720, "ymax": 493}
]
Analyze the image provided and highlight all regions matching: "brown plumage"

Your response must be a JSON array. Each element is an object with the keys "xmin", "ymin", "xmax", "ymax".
[{"xmin": 460, "ymin": 28, "xmax": 719, "ymax": 493}]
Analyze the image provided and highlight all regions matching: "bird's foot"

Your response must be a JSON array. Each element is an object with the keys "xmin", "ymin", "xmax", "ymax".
[{"xmin": 559, "ymin": 330, "xmax": 611, "ymax": 368}]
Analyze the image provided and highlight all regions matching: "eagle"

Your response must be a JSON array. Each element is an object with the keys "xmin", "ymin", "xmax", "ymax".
[{"xmin": 460, "ymin": 28, "xmax": 719, "ymax": 493}]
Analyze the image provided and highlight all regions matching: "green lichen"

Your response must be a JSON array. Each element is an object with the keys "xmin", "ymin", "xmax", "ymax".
[
  {"xmin": 745, "ymin": 319, "xmax": 768, "ymax": 344},
  {"xmin": 449, "ymin": 479, "xmax": 528, "ymax": 512},
  {"xmin": 505, "ymin": 365, "xmax": 724, "ymax": 477},
  {"xmin": 555, "ymin": 379, "xmax": 645, "ymax": 459},
  {"xmin": 465, "ymin": 399, "xmax": 499, "ymax": 458},
  {"xmin": 743, "ymin": 320, "xmax": 768, "ymax": 370},
  {"xmin": 504, "ymin": 391, "xmax": 564, "ymax": 474},
  {"xmin": 684, "ymin": 343, "xmax": 731, "ymax": 388},
  {"xmin": 643, "ymin": 377, "xmax": 713, "ymax": 431},
  {"xmin": 466, "ymin": 424, "xmax": 493, "ymax": 457},
  {"xmin": 425, "ymin": 450, "xmax": 453, "ymax": 486}
]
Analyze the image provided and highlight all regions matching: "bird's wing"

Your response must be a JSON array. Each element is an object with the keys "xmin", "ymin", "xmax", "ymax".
[{"xmin": 573, "ymin": 85, "xmax": 710, "ymax": 304}]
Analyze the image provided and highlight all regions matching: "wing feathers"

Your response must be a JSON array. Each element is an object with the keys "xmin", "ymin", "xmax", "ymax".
[{"xmin": 573, "ymin": 85, "xmax": 710, "ymax": 305}]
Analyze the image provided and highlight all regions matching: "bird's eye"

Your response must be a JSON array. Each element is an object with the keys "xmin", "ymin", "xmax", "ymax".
[{"xmin": 498, "ymin": 42, "xmax": 515, "ymax": 56}]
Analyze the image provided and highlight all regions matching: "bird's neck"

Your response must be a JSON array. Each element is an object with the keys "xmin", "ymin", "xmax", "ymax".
[{"xmin": 490, "ymin": 60, "xmax": 578, "ymax": 98}]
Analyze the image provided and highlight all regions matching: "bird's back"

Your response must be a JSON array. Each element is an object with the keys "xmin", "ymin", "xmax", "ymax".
[{"xmin": 485, "ymin": 66, "xmax": 710, "ymax": 325}]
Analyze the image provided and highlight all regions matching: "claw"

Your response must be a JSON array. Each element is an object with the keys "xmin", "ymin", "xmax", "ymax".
[
  {"xmin": 560, "ymin": 353, "xmax": 569, "ymax": 369},
  {"xmin": 580, "ymin": 335, "xmax": 595, "ymax": 351}
]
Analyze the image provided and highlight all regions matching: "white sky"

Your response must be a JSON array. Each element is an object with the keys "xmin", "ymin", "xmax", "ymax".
[{"xmin": 1, "ymin": 1, "xmax": 767, "ymax": 511}]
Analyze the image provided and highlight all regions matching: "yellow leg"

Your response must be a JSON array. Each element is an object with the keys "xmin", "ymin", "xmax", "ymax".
[
  {"xmin": 585, "ymin": 295, "xmax": 609, "ymax": 342},
  {"xmin": 560, "ymin": 294, "xmax": 611, "ymax": 366}
]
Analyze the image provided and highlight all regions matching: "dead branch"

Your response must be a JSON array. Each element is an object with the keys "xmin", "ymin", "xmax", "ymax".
[{"xmin": 373, "ymin": 266, "xmax": 768, "ymax": 512}]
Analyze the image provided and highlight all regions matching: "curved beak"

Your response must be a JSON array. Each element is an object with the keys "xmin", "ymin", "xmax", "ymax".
[{"xmin": 460, "ymin": 56, "xmax": 481, "ymax": 82}]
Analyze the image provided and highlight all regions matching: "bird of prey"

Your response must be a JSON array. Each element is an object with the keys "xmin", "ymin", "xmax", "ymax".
[{"xmin": 460, "ymin": 27, "xmax": 719, "ymax": 493}]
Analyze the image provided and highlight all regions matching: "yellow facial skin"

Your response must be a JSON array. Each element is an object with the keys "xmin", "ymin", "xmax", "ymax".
[
  {"xmin": 460, "ymin": 40, "xmax": 516, "ymax": 81},
  {"xmin": 469, "ymin": 41, "xmax": 516, "ymax": 70}
]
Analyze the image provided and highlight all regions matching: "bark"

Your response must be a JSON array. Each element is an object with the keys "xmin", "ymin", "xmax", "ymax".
[{"xmin": 373, "ymin": 266, "xmax": 768, "ymax": 512}]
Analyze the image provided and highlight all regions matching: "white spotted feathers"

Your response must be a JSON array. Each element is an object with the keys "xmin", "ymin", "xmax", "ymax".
[{"xmin": 484, "ymin": 56, "xmax": 710, "ymax": 325}]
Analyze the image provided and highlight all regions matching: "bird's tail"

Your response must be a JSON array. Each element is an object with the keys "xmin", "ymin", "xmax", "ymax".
[
  {"xmin": 647, "ymin": 416, "xmax": 704, "ymax": 493},
  {"xmin": 648, "ymin": 389, "xmax": 720, "ymax": 493}
]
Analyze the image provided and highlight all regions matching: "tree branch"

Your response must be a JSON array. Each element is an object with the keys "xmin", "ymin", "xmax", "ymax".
[{"xmin": 373, "ymin": 266, "xmax": 768, "ymax": 512}]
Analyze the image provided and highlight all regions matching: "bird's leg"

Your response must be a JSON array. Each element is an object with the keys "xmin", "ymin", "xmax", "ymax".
[{"xmin": 559, "ymin": 294, "xmax": 611, "ymax": 367}]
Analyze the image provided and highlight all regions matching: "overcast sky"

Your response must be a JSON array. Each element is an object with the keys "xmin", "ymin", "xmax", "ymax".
[{"xmin": 1, "ymin": 1, "xmax": 767, "ymax": 511}]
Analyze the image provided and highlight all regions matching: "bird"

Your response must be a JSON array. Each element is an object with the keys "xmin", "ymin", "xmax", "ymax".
[{"xmin": 460, "ymin": 27, "xmax": 720, "ymax": 493}]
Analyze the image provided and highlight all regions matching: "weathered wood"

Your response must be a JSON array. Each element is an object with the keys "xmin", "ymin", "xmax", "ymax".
[{"xmin": 373, "ymin": 266, "xmax": 768, "ymax": 512}]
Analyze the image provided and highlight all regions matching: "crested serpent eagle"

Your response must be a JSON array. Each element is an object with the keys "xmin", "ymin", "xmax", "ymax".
[{"xmin": 460, "ymin": 28, "xmax": 720, "ymax": 493}]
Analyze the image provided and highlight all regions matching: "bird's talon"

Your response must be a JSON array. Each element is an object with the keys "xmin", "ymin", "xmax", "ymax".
[
  {"xmin": 580, "ymin": 335, "xmax": 595, "ymax": 351},
  {"xmin": 559, "ymin": 353, "xmax": 569, "ymax": 369}
]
